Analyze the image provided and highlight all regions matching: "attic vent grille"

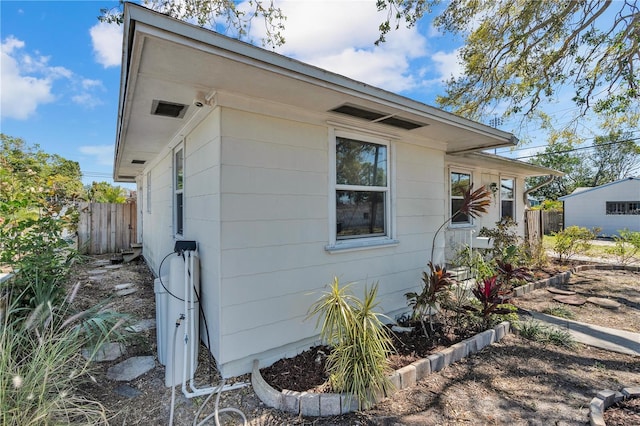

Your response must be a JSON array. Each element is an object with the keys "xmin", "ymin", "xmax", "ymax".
[
  {"xmin": 151, "ymin": 100, "xmax": 188, "ymax": 118},
  {"xmin": 330, "ymin": 104, "xmax": 427, "ymax": 130},
  {"xmin": 131, "ymin": 159, "xmax": 146, "ymax": 164}
]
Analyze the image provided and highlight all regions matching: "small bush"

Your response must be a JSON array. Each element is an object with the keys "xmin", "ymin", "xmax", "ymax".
[
  {"xmin": 542, "ymin": 304, "xmax": 575, "ymax": 319},
  {"xmin": 605, "ymin": 229, "xmax": 640, "ymax": 265},
  {"xmin": 307, "ymin": 278, "xmax": 394, "ymax": 409},
  {"xmin": 552, "ymin": 226, "xmax": 600, "ymax": 262},
  {"xmin": 518, "ymin": 320, "xmax": 577, "ymax": 349}
]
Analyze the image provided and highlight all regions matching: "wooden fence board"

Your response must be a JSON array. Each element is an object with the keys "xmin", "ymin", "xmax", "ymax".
[{"xmin": 77, "ymin": 202, "xmax": 137, "ymax": 254}]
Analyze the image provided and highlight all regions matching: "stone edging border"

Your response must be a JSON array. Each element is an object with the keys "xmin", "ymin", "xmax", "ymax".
[
  {"xmin": 589, "ymin": 386, "xmax": 640, "ymax": 426},
  {"xmin": 251, "ymin": 263, "xmax": 640, "ymax": 417},
  {"xmin": 513, "ymin": 263, "xmax": 640, "ymax": 298},
  {"xmin": 251, "ymin": 321, "xmax": 511, "ymax": 417}
]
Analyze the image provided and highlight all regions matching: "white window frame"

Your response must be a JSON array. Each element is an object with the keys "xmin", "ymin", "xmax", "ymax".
[
  {"xmin": 326, "ymin": 129, "xmax": 398, "ymax": 252},
  {"xmin": 173, "ymin": 142, "xmax": 185, "ymax": 237},
  {"xmin": 449, "ymin": 169, "xmax": 473, "ymax": 227},
  {"xmin": 500, "ymin": 177, "xmax": 515, "ymax": 220}
]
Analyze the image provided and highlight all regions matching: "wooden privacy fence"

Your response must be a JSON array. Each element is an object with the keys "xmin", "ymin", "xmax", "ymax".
[
  {"xmin": 525, "ymin": 209, "xmax": 564, "ymax": 245},
  {"xmin": 77, "ymin": 202, "xmax": 137, "ymax": 254}
]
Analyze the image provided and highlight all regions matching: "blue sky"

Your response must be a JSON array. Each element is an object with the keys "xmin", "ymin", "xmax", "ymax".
[{"xmin": 1, "ymin": 0, "xmax": 575, "ymax": 189}]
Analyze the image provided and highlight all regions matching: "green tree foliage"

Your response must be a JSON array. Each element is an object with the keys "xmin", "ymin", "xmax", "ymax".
[
  {"xmin": 1, "ymin": 134, "xmax": 83, "ymax": 306},
  {"xmin": 527, "ymin": 131, "xmax": 640, "ymax": 200},
  {"xmin": 86, "ymin": 181, "xmax": 128, "ymax": 203},
  {"xmin": 100, "ymin": 0, "xmax": 286, "ymax": 48}
]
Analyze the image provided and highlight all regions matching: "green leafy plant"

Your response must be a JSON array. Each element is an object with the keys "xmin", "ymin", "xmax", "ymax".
[
  {"xmin": 543, "ymin": 304, "xmax": 575, "ymax": 319},
  {"xmin": 479, "ymin": 217, "xmax": 522, "ymax": 260},
  {"xmin": 518, "ymin": 320, "xmax": 578, "ymax": 349},
  {"xmin": 307, "ymin": 278, "xmax": 394, "ymax": 409},
  {"xmin": 1, "ymin": 284, "xmax": 128, "ymax": 425},
  {"xmin": 605, "ymin": 229, "xmax": 640, "ymax": 265},
  {"xmin": 405, "ymin": 262, "xmax": 454, "ymax": 335},
  {"xmin": 552, "ymin": 226, "xmax": 600, "ymax": 262}
]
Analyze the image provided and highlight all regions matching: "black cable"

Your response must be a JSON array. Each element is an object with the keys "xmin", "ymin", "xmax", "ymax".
[{"xmin": 158, "ymin": 251, "xmax": 185, "ymax": 302}]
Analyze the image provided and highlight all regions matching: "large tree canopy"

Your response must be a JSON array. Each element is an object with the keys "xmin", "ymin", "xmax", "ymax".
[{"xmin": 379, "ymin": 0, "xmax": 640, "ymax": 127}]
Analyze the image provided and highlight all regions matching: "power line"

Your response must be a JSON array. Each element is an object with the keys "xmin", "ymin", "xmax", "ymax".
[{"xmin": 513, "ymin": 137, "xmax": 640, "ymax": 160}]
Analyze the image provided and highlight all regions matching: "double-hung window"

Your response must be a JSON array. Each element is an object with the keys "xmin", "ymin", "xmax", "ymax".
[
  {"xmin": 174, "ymin": 143, "xmax": 184, "ymax": 236},
  {"xmin": 333, "ymin": 135, "xmax": 390, "ymax": 245},
  {"xmin": 500, "ymin": 178, "xmax": 515, "ymax": 220},
  {"xmin": 450, "ymin": 171, "xmax": 471, "ymax": 225}
]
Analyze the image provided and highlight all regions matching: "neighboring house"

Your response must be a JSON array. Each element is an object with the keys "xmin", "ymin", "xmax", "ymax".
[
  {"xmin": 113, "ymin": 4, "xmax": 561, "ymax": 377},
  {"xmin": 559, "ymin": 177, "xmax": 640, "ymax": 236}
]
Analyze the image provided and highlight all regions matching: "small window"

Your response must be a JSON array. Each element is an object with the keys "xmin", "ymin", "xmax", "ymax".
[
  {"xmin": 174, "ymin": 144, "xmax": 185, "ymax": 235},
  {"xmin": 335, "ymin": 136, "xmax": 389, "ymax": 240},
  {"xmin": 450, "ymin": 171, "xmax": 471, "ymax": 224},
  {"xmin": 606, "ymin": 201, "xmax": 640, "ymax": 215},
  {"xmin": 500, "ymin": 178, "xmax": 515, "ymax": 220}
]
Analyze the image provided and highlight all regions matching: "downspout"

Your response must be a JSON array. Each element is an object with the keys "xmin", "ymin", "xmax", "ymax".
[{"xmin": 523, "ymin": 175, "xmax": 556, "ymax": 208}]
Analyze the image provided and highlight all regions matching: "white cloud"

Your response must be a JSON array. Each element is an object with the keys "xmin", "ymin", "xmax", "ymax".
[
  {"xmin": 90, "ymin": 22, "xmax": 122, "ymax": 68},
  {"xmin": 79, "ymin": 145, "xmax": 114, "ymax": 166},
  {"xmin": 1, "ymin": 36, "xmax": 106, "ymax": 120},
  {"xmin": 244, "ymin": 0, "xmax": 429, "ymax": 94},
  {"xmin": 1, "ymin": 36, "xmax": 56, "ymax": 120},
  {"xmin": 431, "ymin": 48, "xmax": 464, "ymax": 81}
]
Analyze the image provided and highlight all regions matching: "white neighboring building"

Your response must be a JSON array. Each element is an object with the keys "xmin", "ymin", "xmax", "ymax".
[{"xmin": 559, "ymin": 177, "xmax": 640, "ymax": 236}]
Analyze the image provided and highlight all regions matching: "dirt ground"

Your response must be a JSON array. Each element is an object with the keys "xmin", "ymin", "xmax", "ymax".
[{"xmin": 71, "ymin": 255, "xmax": 640, "ymax": 425}]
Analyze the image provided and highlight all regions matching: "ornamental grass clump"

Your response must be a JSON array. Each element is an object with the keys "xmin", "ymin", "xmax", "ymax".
[{"xmin": 307, "ymin": 278, "xmax": 394, "ymax": 410}]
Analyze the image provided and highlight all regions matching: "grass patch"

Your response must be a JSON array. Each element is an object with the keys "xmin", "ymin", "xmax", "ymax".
[
  {"xmin": 542, "ymin": 304, "xmax": 575, "ymax": 319},
  {"xmin": 518, "ymin": 320, "xmax": 578, "ymax": 349}
]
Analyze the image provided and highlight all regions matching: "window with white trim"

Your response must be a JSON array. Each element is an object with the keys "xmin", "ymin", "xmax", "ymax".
[
  {"xmin": 334, "ymin": 135, "xmax": 390, "ymax": 242},
  {"xmin": 500, "ymin": 178, "xmax": 515, "ymax": 220},
  {"xmin": 450, "ymin": 171, "xmax": 471, "ymax": 224},
  {"xmin": 606, "ymin": 201, "xmax": 640, "ymax": 215},
  {"xmin": 174, "ymin": 143, "xmax": 184, "ymax": 236}
]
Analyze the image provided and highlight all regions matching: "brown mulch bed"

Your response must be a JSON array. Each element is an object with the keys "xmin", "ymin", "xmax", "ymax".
[{"xmin": 605, "ymin": 397, "xmax": 640, "ymax": 426}]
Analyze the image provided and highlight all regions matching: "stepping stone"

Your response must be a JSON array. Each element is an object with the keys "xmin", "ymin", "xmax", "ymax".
[
  {"xmin": 125, "ymin": 318, "xmax": 156, "ymax": 333},
  {"xmin": 553, "ymin": 294, "xmax": 587, "ymax": 306},
  {"xmin": 116, "ymin": 287, "xmax": 138, "ymax": 297},
  {"xmin": 587, "ymin": 297, "xmax": 621, "ymax": 310},
  {"xmin": 114, "ymin": 282, "xmax": 135, "ymax": 291},
  {"xmin": 82, "ymin": 342, "xmax": 126, "ymax": 362},
  {"xmin": 106, "ymin": 356, "xmax": 155, "ymax": 381},
  {"xmin": 115, "ymin": 384, "xmax": 142, "ymax": 398},
  {"xmin": 104, "ymin": 264, "xmax": 123, "ymax": 270},
  {"xmin": 87, "ymin": 269, "xmax": 107, "ymax": 275},
  {"xmin": 92, "ymin": 260, "xmax": 111, "ymax": 266},
  {"xmin": 547, "ymin": 288, "xmax": 577, "ymax": 295}
]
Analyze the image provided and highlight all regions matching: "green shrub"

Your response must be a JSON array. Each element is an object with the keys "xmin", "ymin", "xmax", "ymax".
[
  {"xmin": 518, "ymin": 320, "xmax": 577, "ymax": 349},
  {"xmin": 605, "ymin": 229, "xmax": 640, "ymax": 265},
  {"xmin": 1, "ymin": 285, "xmax": 127, "ymax": 425},
  {"xmin": 552, "ymin": 226, "xmax": 600, "ymax": 262},
  {"xmin": 307, "ymin": 278, "xmax": 394, "ymax": 409}
]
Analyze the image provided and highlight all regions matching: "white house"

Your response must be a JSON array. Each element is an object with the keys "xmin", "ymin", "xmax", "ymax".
[
  {"xmin": 113, "ymin": 4, "xmax": 561, "ymax": 377},
  {"xmin": 559, "ymin": 177, "xmax": 640, "ymax": 236}
]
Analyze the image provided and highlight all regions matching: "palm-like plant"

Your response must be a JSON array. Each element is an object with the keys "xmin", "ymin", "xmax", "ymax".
[
  {"xmin": 405, "ymin": 262, "xmax": 453, "ymax": 335},
  {"xmin": 307, "ymin": 279, "xmax": 394, "ymax": 409},
  {"xmin": 430, "ymin": 184, "xmax": 492, "ymax": 264},
  {"xmin": 471, "ymin": 276, "xmax": 513, "ymax": 329}
]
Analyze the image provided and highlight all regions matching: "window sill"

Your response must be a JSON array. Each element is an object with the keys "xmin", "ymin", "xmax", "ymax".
[{"xmin": 325, "ymin": 238, "xmax": 399, "ymax": 254}]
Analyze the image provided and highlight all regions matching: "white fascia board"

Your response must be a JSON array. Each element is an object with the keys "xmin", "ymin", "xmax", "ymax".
[
  {"xmin": 559, "ymin": 177, "xmax": 639, "ymax": 200},
  {"xmin": 450, "ymin": 151, "xmax": 564, "ymax": 177},
  {"xmin": 121, "ymin": 3, "xmax": 515, "ymax": 146}
]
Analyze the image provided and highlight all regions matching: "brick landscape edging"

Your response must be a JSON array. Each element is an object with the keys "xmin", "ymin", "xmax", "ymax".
[
  {"xmin": 589, "ymin": 386, "xmax": 640, "ymax": 426},
  {"xmin": 513, "ymin": 264, "xmax": 640, "ymax": 297},
  {"xmin": 251, "ymin": 321, "xmax": 511, "ymax": 417}
]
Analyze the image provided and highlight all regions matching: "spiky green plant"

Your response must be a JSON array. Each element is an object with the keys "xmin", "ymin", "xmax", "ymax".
[
  {"xmin": 0, "ymin": 284, "xmax": 128, "ymax": 425},
  {"xmin": 405, "ymin": 262, "xmax": 454, "ymax": 335},
  {"xmin": 307, "ymin": 279, "xmax": 394, "ymax": 409}
]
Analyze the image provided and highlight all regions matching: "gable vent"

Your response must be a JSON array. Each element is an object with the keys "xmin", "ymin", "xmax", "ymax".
[
  {"xmin": 151, "ymin": 100, "xmax": 188, "ymax": 118},
  {"xmin": 330, "ymin": 104, "xmax": 428, "ymax": 130}
]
